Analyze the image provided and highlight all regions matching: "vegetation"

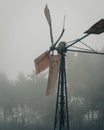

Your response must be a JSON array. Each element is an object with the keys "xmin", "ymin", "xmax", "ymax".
[{"xmin": 0, "ymin": 49, "xmax": 104, "ymax": 130}]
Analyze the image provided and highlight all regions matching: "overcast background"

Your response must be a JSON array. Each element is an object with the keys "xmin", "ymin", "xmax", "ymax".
[{"xmin": 0, "ymin": 0, "xmax": 104, "ymax": 80}]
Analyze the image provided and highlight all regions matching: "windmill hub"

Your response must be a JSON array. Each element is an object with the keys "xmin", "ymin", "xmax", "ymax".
[
  {"xmin": 57, "ymin": 41, "xmax": 67, "ymax": 54},
  {"xmin": 50, "ymin": 45, "xmax": 55, "ymax": 52}
]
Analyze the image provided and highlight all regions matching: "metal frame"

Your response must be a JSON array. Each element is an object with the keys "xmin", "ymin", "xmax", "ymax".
[
  {"xmin": 52, "ymin": 33, "xmax": 104, "ymax": 130},
  {"xmin": 54, "ymin": 51, "xmax": 69, "ymax": 130}
]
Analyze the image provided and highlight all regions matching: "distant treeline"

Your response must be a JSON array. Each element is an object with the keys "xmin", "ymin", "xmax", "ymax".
[{"xmin": 0, "ymin": 50, "xmax": 104, "ymax": 130}]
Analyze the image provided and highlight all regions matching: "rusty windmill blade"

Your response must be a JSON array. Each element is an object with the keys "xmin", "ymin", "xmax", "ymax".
[
  {"xmin": 34, "ymin": 51, "xmax": 50, "ymax": 74},
  {"xmin": 46, "ymin": 54, "xmax": 61, "ymax": 96},
  {"xmin": 34, "ymin": 51, "xmax": 61, "ymax": 95}
]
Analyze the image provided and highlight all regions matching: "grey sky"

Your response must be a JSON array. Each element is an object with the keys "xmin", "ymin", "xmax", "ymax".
[{"xmin": 0, "ymin": 0, "xmax": 104, "ymax": 80}]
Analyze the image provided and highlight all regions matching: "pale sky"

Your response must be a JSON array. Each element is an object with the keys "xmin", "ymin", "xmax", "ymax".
[{"xmin": 0, "ymin": 0, "xmax": 104, "ymax": 80}]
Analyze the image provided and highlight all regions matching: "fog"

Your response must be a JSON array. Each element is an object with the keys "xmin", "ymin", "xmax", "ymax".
[
  {"xmin": 0, "ymin": 1, "xmax": 104, "ymax": 129},
  {"xmin": 0, "ymin": 0, "xmax": 104, "ymax": 80},
  {"xmin": 0, "ymin": 49, "xmax": 104, "ymax": 130}
]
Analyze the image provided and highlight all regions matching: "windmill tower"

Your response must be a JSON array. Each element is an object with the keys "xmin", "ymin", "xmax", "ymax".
[{"xmin": 34, "ymin": 5, "xmax": 104, "ymax": 130}]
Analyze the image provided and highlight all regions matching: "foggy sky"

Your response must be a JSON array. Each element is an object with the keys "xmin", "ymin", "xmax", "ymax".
[{"xmin": 0, "ymin": 0, "xmax": 104, "ymax": 80}]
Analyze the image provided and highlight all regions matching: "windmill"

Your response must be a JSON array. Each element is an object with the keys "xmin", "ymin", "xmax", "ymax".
[{"xmin": 34, "ymin": 5, "xmax": 104, "ymax": 130}]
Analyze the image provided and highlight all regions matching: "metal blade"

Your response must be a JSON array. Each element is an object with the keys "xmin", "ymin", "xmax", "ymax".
[
  {"xmin": 44, "ymin": 4, "xmax": 54, "ymax": 46},
  {"xmin": 44, "ymin": 4, "xmax": 51, "ymax": 27},
  {"xmin": 84, "ymin": 19, "xmax": 104, "ymax": 34}
]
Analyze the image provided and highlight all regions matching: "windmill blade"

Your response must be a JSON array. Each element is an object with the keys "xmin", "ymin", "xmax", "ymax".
[
  {"xmin": 44, "ymin": 4, "xmax": 51, "ymax": 27},
  {"xmin": 44, "ymin": 4, "xmax": 54, "ymax": 45},
  {"xmin": 84, "ymin": 19, "xmax": 104, "ymax": 34},
  {"xmin": 34, "ymin": 51, "xmax": 50, "ymax": 74},
  {"xmin": 46, "ymin": 54, "xmax": 61, "ymax": 96}
]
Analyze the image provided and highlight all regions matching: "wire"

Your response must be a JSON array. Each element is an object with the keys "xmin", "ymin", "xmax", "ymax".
[
  {"xmin": 79, "ymin": 40, "xmax": 97, "ymax": 52},
  {"xmin": 71, "ymin": 45, "xmax": 91, "ymax": 51}
]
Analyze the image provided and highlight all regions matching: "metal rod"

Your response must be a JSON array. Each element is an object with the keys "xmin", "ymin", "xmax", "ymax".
[
  {"xmin": 67, "ymin": 49, "xmax": 104, "ymax": 55},
  {"xmin": 54, "ymin": 59, "xmax": 62, "ymax": 130},
  {"xmin": 64, "ymin": 55, "xmax": 69, "ymax": 130},
  {"xmin": 53, "ymin": 29, "xmax": 65, "ymax": 48},
  {"xmin": 54, "ymin": 52, "xmax": 69, "ymax": 130},
  {"xmin": 72, "ymin": 45, "xmax": 91, "ymax": 51},
  {"xmin": 63, "ymin": 15, "xmax": 66, "ymax": 29},
  {"xmin": 60, "ymin": 54, "xmax": 65, "ymax": 129},
  {"xmin": 66, "ymin": 34, "xmax": 90, "ymax": 49},
  {"xmin": 49, "ymin": 23, "xmax": 54, "ymax": 46},
  {"xmin": 54, "ymin": 15, "xmax": 65, "ymax": 48},
  {"xmin": 79, "ymin": 40, "xmax": 96, "ymax": 52}
]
